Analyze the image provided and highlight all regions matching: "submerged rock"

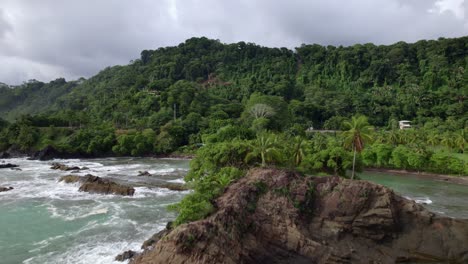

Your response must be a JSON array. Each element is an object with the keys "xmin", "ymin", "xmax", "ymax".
[
  {"xmin": 0, "ymin": 186, "xmax": 13, "ymax": 192},
  {"xmin": 157, "ymin": 183, "xmax": 189, "ymax": 191},
  {"xmin": 50, "ymin": 162, "xmax": 84, "ymax": 171},
  {"xmin": 132, "ymin": 168, "xmax": 468, "ymax": 264},
  {"xmin": 138, "ymin": 171, "xmax": 152, "ymax": 177},
  {"xmin": 60, "ymin": 174, "xmax": 135, "ymax": 196},
  {"xmin": 0, "ymin": 163, "xmax": 19, "ymax": 169}
]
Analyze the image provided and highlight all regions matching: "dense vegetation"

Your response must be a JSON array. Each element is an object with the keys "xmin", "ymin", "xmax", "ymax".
[
  {"xmin": 1, "ymin": 36, "xmax": 466, "ymax": 225},
  {"xmin": 0, "ymin": 36, "xmax": 466, "ymax": 167}
]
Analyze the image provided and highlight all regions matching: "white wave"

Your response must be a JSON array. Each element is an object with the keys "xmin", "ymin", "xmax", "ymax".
[
  {"xmin": 132, "ymin": 186, "xmax": 190, "ymax": 198},
  {"xmin": 167, "ymin": 178, "xmax": 185, "ymax": 184},
  {"xmin": 48, "ymin": 203, "xmax": 109, "ymax": 221},
  {"xmin": 406, "ymin": 196, "xmax": 433, "ymax": 205}
]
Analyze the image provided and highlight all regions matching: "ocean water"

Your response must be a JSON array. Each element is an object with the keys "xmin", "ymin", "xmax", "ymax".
[
  {"xmin": 360, "ymin": 171, "xmax": 468, "ymax": 219},
  {"xmin": 0, "ymin": 157, "xmax": 190, "ymax": 264}
]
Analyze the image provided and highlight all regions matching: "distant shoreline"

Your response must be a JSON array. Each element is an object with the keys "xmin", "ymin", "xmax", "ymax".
[{"xmin": 364, "ymin": 168, "xmax": 468, "ymax": 186}]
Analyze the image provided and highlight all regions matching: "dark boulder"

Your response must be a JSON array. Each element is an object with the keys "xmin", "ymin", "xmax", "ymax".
[
  {"xmin": 30, "ymin": 145, "xmax": 62, "ymax": 161},
  {"xmin": 0, "ymin": 186, "xmax": 13, "ymax": 192},
  {"xmin": 115, "ymin": 250, "xmax": 137, "ymax": 262},
  {"xmin": 0, "ymin": 163, "xmax": 19, "ymax": 169},
  {"xmin": 0, "ymin": 152, "xmax": 10, "ymax": 159},
  {"xmin": 138, "ymin": 171, "xmax": 152, "ymax": 177}
]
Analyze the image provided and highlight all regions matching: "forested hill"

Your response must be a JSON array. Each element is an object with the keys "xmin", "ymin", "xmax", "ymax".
[{"xmin": 1, "ymin": 36, "xmax": 466, "ymax": 127}]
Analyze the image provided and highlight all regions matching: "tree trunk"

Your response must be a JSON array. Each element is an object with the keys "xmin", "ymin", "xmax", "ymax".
[{"xmin": 351, "ymin": 145, "xmax": 357, "ymax": 180}]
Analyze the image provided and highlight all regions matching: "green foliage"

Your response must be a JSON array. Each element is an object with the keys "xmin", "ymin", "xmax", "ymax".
[
  {"xmin": 170, "ymin": 141, "xmax": 247, "ymax": 225},
  {"xmin": 245, "ymin": 134, "xmax": 283, "ymax": 167}
]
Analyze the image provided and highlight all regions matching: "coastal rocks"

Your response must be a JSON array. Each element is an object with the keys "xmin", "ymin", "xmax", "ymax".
[
  {"xmin": 50, "ymin": 162, "xmax": 88, "ymax": 171},
  {"xmin": 0, "ymin": 151, "xmax": 10, "ymax": 159},
  {"xmin": 30, "ymin": 145, "xmax": 85, "ymax": 160},
  {"xmin": 0, "ymin": 163, "xmax": 19, "ymax": 169},
  {"xmin": 131, "ymin": 168, "xmax": 468, "ymax": 264},
  {"xmin": 0, "ymin": 186, "xmax": 13, "ymax": 192},
  {"xmin": 60, "ymin": 174, "xmax": 135, "ymax": 196},
  {"xmin": 138, "ymin": 171, "xmax": 152, "ymax": 177},
  {"xmin": 30, "ymin": 145, "xmax": 62, "ymax": 161},
  {"xmin": 141, "ymin": 222, "xmax": 173, "ymax": 250},
  {"xmin": 115, "ymin": 250, "xmax": 137, "ymax": 262},
  {"xmin": 59, "ymin": 175, "xmax": 86, "ymax": 183},
  {"xmin": 79, "ymin": 177, "xmax": 135, "ymax": 196}
]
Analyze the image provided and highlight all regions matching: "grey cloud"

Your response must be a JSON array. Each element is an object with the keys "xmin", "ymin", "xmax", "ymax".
[{"xmin": 0, "ymin": 0, "xmax": 466, "ymax": 85}]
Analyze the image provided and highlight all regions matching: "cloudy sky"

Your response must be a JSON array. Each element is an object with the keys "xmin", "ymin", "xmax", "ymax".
[{"xmin": 0, "ymin": 0, "xmax": 466, "ymax": 85}]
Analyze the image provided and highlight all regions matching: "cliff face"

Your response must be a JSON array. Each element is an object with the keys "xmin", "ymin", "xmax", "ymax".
[{"xmin": 132, "ymin": 169, "xmax": 468, "ymax": 264}]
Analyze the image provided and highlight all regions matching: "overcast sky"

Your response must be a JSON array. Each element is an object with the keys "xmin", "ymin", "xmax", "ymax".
[{"xmin": 0, "ymin": 0, "xmax": 466, "ymax": 85}]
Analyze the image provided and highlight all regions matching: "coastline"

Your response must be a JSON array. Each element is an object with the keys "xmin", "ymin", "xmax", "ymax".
[{"xmin": 364, "ymin": 168, "xmax": 468, "ymax": 186}]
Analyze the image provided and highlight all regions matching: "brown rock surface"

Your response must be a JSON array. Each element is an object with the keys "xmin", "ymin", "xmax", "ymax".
[
  {"xmin": 60, "ymin": 174, "xmax": 135, "ymax": 196},
  {"xmin": 131, "ymin": 168, "xmax": 468, "ymax": 264}
]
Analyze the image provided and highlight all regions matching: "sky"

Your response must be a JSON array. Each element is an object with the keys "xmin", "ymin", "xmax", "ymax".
[{"xmin": 0, "ymin": 0, "xmax": 466, "ymax": 85}]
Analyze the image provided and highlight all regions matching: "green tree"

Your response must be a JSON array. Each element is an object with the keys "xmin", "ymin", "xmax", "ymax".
[{"xmin": 245, "ymin": 134, "xmax": 282, "ymax": 167}]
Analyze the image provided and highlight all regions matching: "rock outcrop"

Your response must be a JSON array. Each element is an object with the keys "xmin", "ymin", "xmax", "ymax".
[
  {"xmin": 131, "ymin": 168, "xmax": 468, "ymax": 264},
  {"xmin": 0, "ymin": 151, "xmax": 10, "ymax": 159},
  {"xmin": 30, "ymin": 145, "xmax": 63, "ymax": 161},
  {"xmin": 50, "ymin": 162, "xmax": 88, "ymax": 171},
  {"xmin": 0, "ymin": 163, "xmax": 19, "ymax": 169},
  {"xmin": 60, "ymin": 174, "xmax": 135, "ymax": 196},
  {"xmin": 0, "ymin": 186, "xmax": 13, "ymax": 192}
]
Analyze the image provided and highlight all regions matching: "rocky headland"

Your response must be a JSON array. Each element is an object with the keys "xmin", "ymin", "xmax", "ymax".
[{"xmin": 129, "ymin": 168, "xmax": 468, "ymax": 264}]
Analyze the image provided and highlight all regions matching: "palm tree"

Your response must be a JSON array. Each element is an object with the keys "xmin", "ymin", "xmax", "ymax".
[
  {"xmin": 291, "ymin": 136, "xmax": 305, "ymax": 167},
  {"xmin": 441, "ymin": 132, "xmax": 455, "ymax": 151},
  {"xmin": 453, "ymin": 129, "xmax": 467, "ymax": 153},
  {"xmin": 342, "ymin": 115, "xmax": 373, "ymax": 179},
  {"xmin": 426, "ymin": 133, "xmax": 439, "ymax": 148},
  {"xmin": 245, "ymin": 134, "xmax": 282, "ymax": 167}
]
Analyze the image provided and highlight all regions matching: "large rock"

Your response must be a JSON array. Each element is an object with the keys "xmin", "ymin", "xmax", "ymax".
[
  {"xmin": 0, "ymin": 163, "xmax": 19, "ymax": 169},
  {"xmin": 30, "ymin": 145, "xmax": 86, "ymax": 160},
  {"xmin": 60, "ymin": 174, "xmax": 135, "ymax": 196},
  {"xmin": 30, "ymin": 145, "xmax": 62, "ymax": 161},
  {"xmin": 131, "ymin": 168, "xmax": 468, "ymax": 264},
  {"xmin": 0, "ymin": 151, "xmax": 10, "ymax": 159},
  {"xmin": 0, "ymin": 186, "xmax": 13, "ymax": 192}
]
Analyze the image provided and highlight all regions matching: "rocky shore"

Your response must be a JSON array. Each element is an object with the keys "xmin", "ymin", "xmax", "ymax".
[{"xmin": 128, "ymin": 168, "xmax": 468, "ymax": 264}]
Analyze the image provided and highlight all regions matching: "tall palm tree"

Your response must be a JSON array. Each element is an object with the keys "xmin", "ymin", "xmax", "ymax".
[
  {"xmin": 342, "ymin": 115, "xmax": 373, "ymax": 179},
  {"xmin": 245, "ymin": 134, "xmax": 282, "ymax": 167}
]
